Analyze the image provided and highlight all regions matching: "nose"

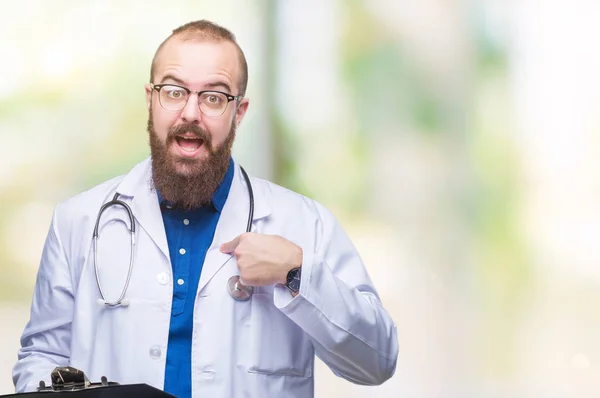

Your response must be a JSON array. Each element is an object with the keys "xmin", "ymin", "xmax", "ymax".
[{"xmin": 181, "ymin": 93, "xmax": 202, "ymax": 124}]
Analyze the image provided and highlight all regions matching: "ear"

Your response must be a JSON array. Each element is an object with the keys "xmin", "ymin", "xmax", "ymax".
[
  {"xmin": 145, "ymin": 83, "xmax": 153, "ymax": 109},
  {"xmin": 234, "ymin": 97, "xmax": 250, "ymax": 127}
]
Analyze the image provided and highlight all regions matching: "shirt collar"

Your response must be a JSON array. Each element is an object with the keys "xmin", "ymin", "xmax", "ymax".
[{"xmin": 157, "ymin": 158, "xmax": 234, "ymax": 213}]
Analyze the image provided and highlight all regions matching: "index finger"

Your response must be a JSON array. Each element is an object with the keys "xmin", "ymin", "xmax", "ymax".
[{"xmin": 220, "ymin": 235, "xmax": 241, "ymax": 254}]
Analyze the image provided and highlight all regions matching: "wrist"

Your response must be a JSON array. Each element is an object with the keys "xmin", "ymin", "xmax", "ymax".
[
  {"xmin": 284, "ymin": 266, "xmax": 302, "ymax": 294},
  {"xmin": 279, "ymin": 245, "xmax": 303, "ymax": 284}
]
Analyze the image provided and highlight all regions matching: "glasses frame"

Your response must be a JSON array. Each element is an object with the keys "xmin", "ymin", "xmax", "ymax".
[{"xmin": 150, "ymin": 83, "xmax": 243, "ymax": 117}]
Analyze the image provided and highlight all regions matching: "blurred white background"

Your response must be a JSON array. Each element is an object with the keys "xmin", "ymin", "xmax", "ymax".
[{"xmin": 2, "ymin": 0, "xmax": 600, "ymax": 396}]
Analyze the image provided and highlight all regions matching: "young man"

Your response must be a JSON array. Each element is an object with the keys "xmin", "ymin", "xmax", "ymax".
[{"xmin": 13, "ymin": 20, "xmax": 398, "ymax": 398}]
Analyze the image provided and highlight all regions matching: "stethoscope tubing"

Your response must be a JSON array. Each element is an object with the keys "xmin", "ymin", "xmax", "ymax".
[
  {"xmin": 227, "ymin": 166, "xmax": 254, "ymax": 301},
  {"xmin": 93, "ymin": 192, "xmax": 136, "ymax": 307},
  {"xmin": 93, "ymin": 166, "xmax": 254, "ymax": 307}
]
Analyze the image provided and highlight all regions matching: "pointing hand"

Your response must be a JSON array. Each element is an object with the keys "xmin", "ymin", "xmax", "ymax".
[{"xmin": 220, "ymin": 232, "xmax": 302, "ymax": 287}]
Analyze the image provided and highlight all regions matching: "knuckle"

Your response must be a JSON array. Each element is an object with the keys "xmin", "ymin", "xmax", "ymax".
[{"xmin": 236, "ymin": 258, "xmax": 245, "ymax": 269}]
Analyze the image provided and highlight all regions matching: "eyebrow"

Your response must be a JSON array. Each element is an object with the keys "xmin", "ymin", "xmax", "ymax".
[
  {"xmin": 160, "ymin": 74, "xmax": 186, "ymax": 86},
  {"xmin": 159, "ymin": 75, "xmax": 233, "ymax": 94},
  {"xmin": 203, "ymin": 81, "xmax": 232, "ymax": 94}
]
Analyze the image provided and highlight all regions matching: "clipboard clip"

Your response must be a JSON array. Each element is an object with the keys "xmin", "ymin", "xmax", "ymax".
[{"xmin": 37, "ymin": 367, "xmax": 118, "ymax": 392}]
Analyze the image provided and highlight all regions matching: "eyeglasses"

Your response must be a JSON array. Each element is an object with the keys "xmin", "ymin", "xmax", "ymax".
[{"xmin": 150, "ymin": 83, "xmax": 242, "ymax": 117}]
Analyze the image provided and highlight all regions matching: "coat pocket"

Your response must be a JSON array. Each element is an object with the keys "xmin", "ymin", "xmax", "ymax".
[{"xmin": 244, "ymin": 292, "xmax": 314, "ymax": 378}]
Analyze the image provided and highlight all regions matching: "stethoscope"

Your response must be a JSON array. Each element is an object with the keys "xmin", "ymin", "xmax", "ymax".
[{"xmin": 93, "ymin": 166, "xmax": 255, "ymax": 308}]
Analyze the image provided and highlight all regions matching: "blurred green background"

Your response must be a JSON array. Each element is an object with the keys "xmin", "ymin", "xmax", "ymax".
[{"xmin": 2, "ymin": 0, "xmax": 600, "ymax": 397}]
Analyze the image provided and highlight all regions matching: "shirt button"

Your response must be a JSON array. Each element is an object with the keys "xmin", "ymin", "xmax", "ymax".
[
  {"xmin": 179, "ymin": 248, "xmax": 186, "ymax": 255},
  {"xmin": 177, "ymin": 279, "xmax": 185, "ymax": 286},
  {"xmin": 183, "ymin": 219, "xmax": 190, "ymax": 225},
  {"xmin": 157, "ymin": 272, "xmax": 170, "ymax": 285},
  {"xmin": 149, "ymin": 345, "xmax": 162, "ymax": 359}
]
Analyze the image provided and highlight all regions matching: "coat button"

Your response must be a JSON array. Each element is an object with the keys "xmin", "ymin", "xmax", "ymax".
[
  {"xmin": 149, "ymin": 345, "xmax": 162, "ymax": 359},
  {"xmin": 157, "ymin": 272, "xmax": 170, "ymax": 285}
]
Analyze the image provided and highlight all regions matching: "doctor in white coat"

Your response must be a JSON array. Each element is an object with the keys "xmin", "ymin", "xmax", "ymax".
[{"xmin": 13, "ymin": 20, "xmax": 398, "ymax": 397}]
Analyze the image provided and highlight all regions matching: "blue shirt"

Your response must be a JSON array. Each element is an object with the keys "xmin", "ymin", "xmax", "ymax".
[{"xmin": 160, "ymin": 159, "xmax": 234, "ymax": 398}]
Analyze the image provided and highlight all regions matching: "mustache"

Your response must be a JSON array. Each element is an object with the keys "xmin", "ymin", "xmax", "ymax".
[{"xmin": 167, "ymin": 123, "xmax": 212, "ymax": 144}]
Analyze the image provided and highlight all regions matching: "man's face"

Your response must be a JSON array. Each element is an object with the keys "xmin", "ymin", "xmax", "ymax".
[
  {"xmin": 145, "ymin": 39, "xmax": 249, "ymax": 209},
  {"xmin": 146, "ymin": 39, "xmax": 249, "ymax": 175}
]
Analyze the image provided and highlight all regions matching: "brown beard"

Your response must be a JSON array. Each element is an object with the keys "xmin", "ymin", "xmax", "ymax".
[{"xmin": 147, "ymin": 109, "xmax": 236, "ymax": 211}]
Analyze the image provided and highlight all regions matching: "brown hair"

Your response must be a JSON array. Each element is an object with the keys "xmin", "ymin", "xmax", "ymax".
[{"xmin": 150, "ymin": 20, "xmax": 248, "ymax": 96}]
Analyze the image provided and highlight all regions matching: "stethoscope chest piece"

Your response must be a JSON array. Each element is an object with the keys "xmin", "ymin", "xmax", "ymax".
[{"xmin": 227, "ymin": 275, "xmax": 253, "ymax": 301}]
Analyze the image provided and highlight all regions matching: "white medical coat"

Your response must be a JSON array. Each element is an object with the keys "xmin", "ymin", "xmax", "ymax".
[{"xmin": 13, "ymin": 158, "xmax": 398, "ymax": 397}]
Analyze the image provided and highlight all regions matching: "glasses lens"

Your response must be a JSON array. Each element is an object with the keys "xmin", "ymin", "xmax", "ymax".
[
  {"xmin": 199, "ymin": 92, "xmax": 228, "ymax": 116},
  {"xmin": 159, "ymin": 85, "xmax": 188, "ymax": 111}
]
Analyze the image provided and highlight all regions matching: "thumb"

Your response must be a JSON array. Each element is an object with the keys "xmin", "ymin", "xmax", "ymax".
[{"xmin": 220, "ymin": 235, "xmax": 241, "ymax": 254}]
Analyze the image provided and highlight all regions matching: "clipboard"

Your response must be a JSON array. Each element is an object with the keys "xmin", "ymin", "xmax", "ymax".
[{"xmin": 2, "ymin": 367, "xmax": 176, "ymax": 398}]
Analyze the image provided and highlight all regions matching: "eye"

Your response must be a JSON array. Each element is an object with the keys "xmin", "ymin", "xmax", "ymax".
[
  {"xmin": 163, "ymin": 87, "xmax": 186, "ymax": 99},
  {"xmin": 207, "ymin": 95, "xmax": 221, "ymax": 104}
]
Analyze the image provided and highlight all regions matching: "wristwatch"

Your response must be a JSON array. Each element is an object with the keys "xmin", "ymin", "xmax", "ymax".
[{"xmin": 285, "ymin": 267, "xmax": 302, "ymax": 293}]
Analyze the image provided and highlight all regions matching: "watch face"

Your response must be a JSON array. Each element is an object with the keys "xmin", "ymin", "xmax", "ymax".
[{"xmin": 286, "ymin": 268, "xmax": 301, "ymax": 292}]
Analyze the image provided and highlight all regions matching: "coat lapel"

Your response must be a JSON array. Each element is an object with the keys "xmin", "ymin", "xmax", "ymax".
[
  {"xmin": 115, "ymin": 158, "xmax": 170, "ymax": 262},
  {"xmin": 197, "ymin": 163, "xmax": 270, "ymax": 294}
]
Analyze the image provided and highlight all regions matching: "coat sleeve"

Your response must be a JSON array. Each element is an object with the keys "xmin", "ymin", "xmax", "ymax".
[
  {"xmin": 273, "ymin": 202, "xmax": 399, "ymax": 385},
  {"xmin": 12, "ymin": 206, "xmax": 74, "ymax": 393}
]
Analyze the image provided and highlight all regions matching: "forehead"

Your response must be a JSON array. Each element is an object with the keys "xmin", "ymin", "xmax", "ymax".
[{"xmin": 153, "ymin": 39, "xmax": 240, "ymax": 90}]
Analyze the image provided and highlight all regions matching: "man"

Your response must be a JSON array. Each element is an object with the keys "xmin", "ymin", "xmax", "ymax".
[{"xmin": 13, "ymin": 20, "xmax": 398, "ymax": 397}]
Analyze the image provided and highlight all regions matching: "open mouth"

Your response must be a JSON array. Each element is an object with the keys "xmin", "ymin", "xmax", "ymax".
[{"xmin": 174, "ymin": 135, "xmax": 205, "ymax": 155}]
